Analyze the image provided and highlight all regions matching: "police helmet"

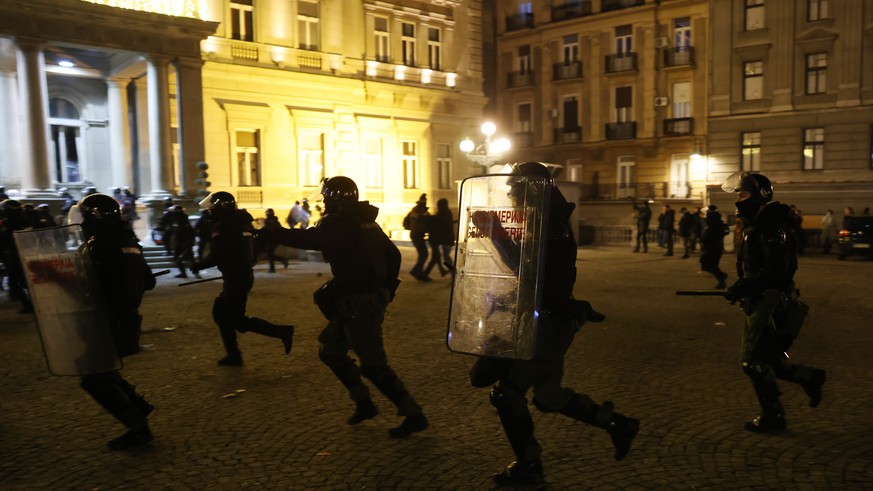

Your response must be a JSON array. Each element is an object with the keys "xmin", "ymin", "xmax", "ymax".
[
  {"xmin": 721, "ymin": 171, "xmax": 773, "ymax": 203},
  {"xmin": 0, "ymin": 198, "xmax": 22, "ymax": 214},
  {"xmin": 320, "ymin": 176, "xmax": 359, "ymax": 206},
  {"xmin": 82, "ymin": 186, "xmax": 98, "ymax": 196},
  {"xmin": 77, "ymin": 193, "xmax": 122, "ymax": 222},
  {"xmin": 199, "ymin": 191, "xmax": 237, "ymax": 213}
]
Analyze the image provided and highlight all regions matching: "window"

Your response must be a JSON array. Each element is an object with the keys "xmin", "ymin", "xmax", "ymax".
[
  {"xmin": 520, "ymin": 2, "xmax": 532, "ymax": 15},
  {"xmin": 743, "ymin": 61, "xmax": 763, "ymax": 100},
  {"xmin": 402, "ymin": 141, "xmax": 418, "ymax": 189},
  {"xmin": 436, "ymin": 143, "xmax": 452, "ymax": 190},
  {"xmin": 803, "ymin": 128, "xmax": 824, "ymax": 170},
  {"xmin": 674, "ymin": 17, "xmax": 691, "ymax": 48},
  {"xmin": 518, "ymin": 45, "xmax": 531, "ymax": 74},
  {"xmin": 562, "ymin": 95, "xmax": 579, "ymax": 131},
  {"xmin": 517, "ymin": 103, "xmax": 532, "ymax": 132},
  {"xmin": 672, "ymin": 82, "xmax": 691, "ymax": 118},
  {"xmin": 615, "ymin": 24, "xmax": 633, "ymax": 54},
  {"xmin": 374, "ymin": 17, "xmax": 390, "ymax": 62},
  {"xmin": 299, "ymin": 133, "xmax": 324, "ymax": 187},
  {"xmin": 617, "ymin": 155, "xmax": 635, "ymax": 199},
  {"xmin": 808, "ymin": 0, "xmax": 828, "ymax": 21},
  {"xmin": 363, "ymin": 137, "xmax": 383, "ymax": 189},
  {"xmin": 741, "ymin": 131, "xmax": 761, "ymax": 172},
  {"xmin": 401, "ymin": 22, "xmax": 416, "ymax": 67},
  {"xmin": 806, "ymin": 53, "xmax": 827, "ymax": 94},
  {"xmin": 615, "ymin": 86, "xmax": 632, "ymax": 122},
  {"xmin": 235, "ymin": 129, "xmax": 260, "ymax": 186},
  {"xmin": 230, "ymin": 0, "xmax": 254, "ymax": 42},
  {"xmin": 562, "ymin": 34, "xmax": 579, "ymax": 64},
  {"xmin": 297, "ymin": 0, "xmax": 320, "ymax": 51},
  {"xmin": 745, "ymin": 0, "xmax": 765, "ymax": 31},
  {"xmin": 427, "ymin": 27, "xmax": 442, "ymax": 71}
]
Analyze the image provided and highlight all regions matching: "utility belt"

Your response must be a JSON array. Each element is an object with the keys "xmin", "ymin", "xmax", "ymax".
[
  {"xmin": 743, "ymin": 287, "xmax": 808, "ymax": 343},
  {"xmin": 313, "ymin": 280, "xmax": 391, "ymax": 320}
]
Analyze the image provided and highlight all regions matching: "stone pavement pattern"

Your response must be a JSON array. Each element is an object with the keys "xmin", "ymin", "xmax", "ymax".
[{"xmin": 0, "ymin": 246, "xmax": 871, "ymax": 490}]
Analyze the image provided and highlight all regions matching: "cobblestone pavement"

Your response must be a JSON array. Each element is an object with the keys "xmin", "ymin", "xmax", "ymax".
[{"xmin": 1, "ymin": 245, "xmax": 871, "ymax": 490}]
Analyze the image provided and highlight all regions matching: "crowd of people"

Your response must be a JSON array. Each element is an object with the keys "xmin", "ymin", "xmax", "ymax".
[{"xmin": 403, "ymin": 194, "xmax": 456, "ymax": 282}]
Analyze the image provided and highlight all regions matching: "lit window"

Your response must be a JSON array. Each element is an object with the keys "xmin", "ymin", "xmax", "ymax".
[
  {"xmin": 364, "ymin": 137, "xmax": 383, "ymax": 189},
  {"xmin": 745, "ymin": 0, "xmax": 765, "ymax": 31},
  {"xmin": 741, "ymin": 131, "xmax": 761, "ymax": 172},
  {"xmin": 402, "ymin": 22, "xmax": 416, "ymax": 67},
  {"xmin": 299, "ymin": 133, "xmax": 324, "ymax": 186},
  {"xmin": 427, "ymin": 27, "xmax": 442, "ymax": 71},
  {"xmin": 803, "ymin": 128, "xmax": 824, "ymax": 170},
  {"xmin": 808, "ymin": 0, "xmax": 828, "ymax": 21},
  {"xmin": 230, "ymin": 0, "xmax": 254, "ymax": 42},
  {"xmin": 562, "ymin": 34, "xmax": 579, "ymax": 64},
  {"xmin": 743, "ymin": 61, "xmax": 763, "ymax": 100},
  {"xmin": 374, "ymin": 17, "xmax": 390, "ymax": 63},
  {"xmin": 297, "ymin": 1, "xmax": 320, "ymax": 51},
  {"xmin": 436, "ymin": 143, "xmax": 452, "ymax": 190},
  {"xmin": 402, "ymin": 140, "xmax": 418, "ymax": 189},
  {"xmin": 805, "ymin": 53, "xmax": 827, "ymax": 94},
  {"xmin": 235, "ymin": 129, "xmax": 260, "ymax": 186}
]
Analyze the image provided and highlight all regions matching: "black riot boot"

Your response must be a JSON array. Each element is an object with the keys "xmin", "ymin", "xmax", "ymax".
[
  {"xmin": 346, "ymin": 383, "xmax": 378, "ymax": 425},
  {"xmin": 319, "ymin": 348, "xmax": 380, "ymax": 425},
  {"xmin": 361, "ymin": 365, "xmax": 428, "ymax": 438},
  {"xmin": 556, "ymin": 394, "xmax": 639, "ymax": 461},
  {"xmin": 490, "ymin": 386, "xmax": 545, "ymax": 488},
  {"xmin": 241, "ymin": 317, "xmax": 294, "ymax": 354},
  {"xmin": 606, "ymin": 413, "xmax": 640, "ymax": 461},
  {"xmin": 81, "ymin": 374, "xmax": 153, "ymax": 450},
  {"xmin": 800, "ymin": 368, "xmax": 826, "ymax": 408},
  {"xmin": 217, "ymin": 324, "xmax": 243, "ymax": 366},
  {"xmin": 744, "ymin": 363, "xmax": 787, "ymax": 434}
]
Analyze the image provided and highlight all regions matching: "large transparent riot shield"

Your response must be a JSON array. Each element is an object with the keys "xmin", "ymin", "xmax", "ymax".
[
  {"xmin": 447, "ymin": 174, "xmax": 550, "ymax": 360},
  {"xmin": 14, "ymin": 225, "xmax": 120, "ymax": 376}
]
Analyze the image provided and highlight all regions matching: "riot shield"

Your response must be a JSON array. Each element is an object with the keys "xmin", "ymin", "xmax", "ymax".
[
  {"xmin": 14, "ymin": 225, "xmax": 120, "ymax": 376},
  {"xmin": 447, "ymin": 174, "xmax": 550, "ymax": 360}
]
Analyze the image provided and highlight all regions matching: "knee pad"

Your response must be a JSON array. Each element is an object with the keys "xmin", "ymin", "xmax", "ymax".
[{"xmin": 489, "ymin": 385, "xmax": 512, "ymax": 411}]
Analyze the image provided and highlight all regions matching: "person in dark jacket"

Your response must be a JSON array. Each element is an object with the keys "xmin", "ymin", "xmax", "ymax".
[
  {"xmin": 261, "ymin": 176, "xmax": 429, "ymax": 439},
  {"xmin": 699, "ymin": 205, "xmax": 729, "ymax": 289},
  {"xmin": 723, "ymin": 172, "xmax": 826, "ymax": 434},
  {"xmin": 168, "ymin": 206, "xmax": 197, "ymax": 279},
  {"xmin": 0, "ymin": 199, "xmax": 34, "ymax": 312},
  {"xmin": 74, "ymin": 193, "xmax": 157, "ymax": 450},
  {"xmin": 423, "ymin": 198, "xmax": 454, "ymax": 277},
  {"xmin": 659, "ymin": 205, "xmax": 675, "ymax": 256},
  {"xmin": 678, "ymin": 207, "xmax": 697, "ymax": 259},
  {"xmin": 193, "ymin": 209, "xmax": 213, "ymax": 262},
  {"xmin": 631, "ymin": 198, "xmax": 651, "ymax": 253},
  {"xmin": 193, "ymin": 192, "xmax": 294, "ymax": 366},
  {"xmin": 262, "ymin": 208, "xmax": 288, "ymax": 273},
  {"xmin": 405, "ymin": 195, "xmax": 431, "ymax": 281},
  {"xmin": 157, "ymin": 197, "xmax": 175, "ymax": 256},
  {"xmin": 468, "ymin": 162, "xmax": 639, "ymax": 487}
]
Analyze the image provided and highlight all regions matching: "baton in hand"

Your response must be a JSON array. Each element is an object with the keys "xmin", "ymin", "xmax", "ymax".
[
  {"xmin": 178, "ymin": 276, "xmax": 223, "ymax": 287},
  {"xmin": 152, "ymin": 269, "xmax": 171, "ymax": 278},
  {"xmin": 675, "ymin": 290, "xmax": 727, "ymax": 296}
]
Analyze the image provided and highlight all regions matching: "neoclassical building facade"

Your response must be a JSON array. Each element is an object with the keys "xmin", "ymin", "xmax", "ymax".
[{"xmin": 0, "ymin": 0, "xmax": 488, "ymax": 232}]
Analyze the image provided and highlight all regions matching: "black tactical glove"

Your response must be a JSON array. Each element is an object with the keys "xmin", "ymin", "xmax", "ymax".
[
  {"xmin": 574, "ymin": 299, "xmax": 606, "ymax": 324},
  {"xmin": 724, "ymin": 288, "xmax": 740, "ymax": 304}
]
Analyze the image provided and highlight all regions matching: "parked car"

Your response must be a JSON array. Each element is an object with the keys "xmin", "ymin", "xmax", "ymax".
[{"xmin": 837, "ymin": 216, "xmax": 873, "ymax": 260}]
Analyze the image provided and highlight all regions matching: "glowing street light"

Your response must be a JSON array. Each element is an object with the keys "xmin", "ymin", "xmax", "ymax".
[{"xmin": 459, "ymin": 122, "xmax": 511, "ymax": 170}]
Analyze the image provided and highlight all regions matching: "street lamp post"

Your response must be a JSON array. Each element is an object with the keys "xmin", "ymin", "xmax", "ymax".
[{"xmin": 459, "ymin": 122, "xmax": 512, "ymax": 172}]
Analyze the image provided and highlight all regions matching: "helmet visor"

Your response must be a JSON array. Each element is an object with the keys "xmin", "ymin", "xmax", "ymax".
[
  {"xmin": 721, "ymin": 171, "xmax": 754, "ymax": 193},
  {"xmin": 198, "ymin": 193, "xmax": 214, "ymax": 210},
  {"xmin": 67, "ymin": 204, "xmax": 84, "ymax": 225}
]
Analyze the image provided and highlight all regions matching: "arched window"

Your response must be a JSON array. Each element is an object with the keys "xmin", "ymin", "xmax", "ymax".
[{"xmin": 49, "ymin": 98, "xmax": 79, "ymax": 120}]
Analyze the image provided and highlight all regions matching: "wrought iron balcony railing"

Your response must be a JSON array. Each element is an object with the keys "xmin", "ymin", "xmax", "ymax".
[
  {"xmin": 663, "ymin": 46, "xmax": 695, "ymax": 67},
  {"xmin": 553, "ymin": 127, "xmax": 582, "ymax": 144},
  {"xmin": 506, "ymin": 13, "xmax": 535, "ymax": 32},
  {"xmin": 605, "ymin": 52, "xmax": 638, "ymax": 73},
  {"xmin": 551, "ymin": 1, "xmax": 592, "ymax": 22},
  {"xmin": 663, "ymin": 117, "xmax": 694, "ymax": 136},
  {"xmin": 601, "ymin": 0, "xmax": 644, "ymax": 13},
  {"xmin": 507, "ymin": 70, "xmax": 536, "ymax": 88},
  {"xmin": 579, "ymin": 180, "xmax": 694, "ymax": 201},
  {"xmin": 605, "ymin": 121, "xmax": 637, "ymax": 140},
  {"xmin": 553, "ymin": 61, "xmax": 583, "ymax": 80}
]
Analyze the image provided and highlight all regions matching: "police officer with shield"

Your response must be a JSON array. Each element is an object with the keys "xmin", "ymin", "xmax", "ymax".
[
  {"xmin": 468, "ymin": 162, "xmax": 639, "ymax": 487},
  {"xmin": 259, "ymin": 176, "xmax": 429, "ymax": 438},
  {"xmin": 73, "ymin": 194, "xmax": 157, "ymax": 450},
  {"xmin": 722, "ymin": 172, "xmax": 826, "ymax": 433},
  {"xmin": 193, "ymin": 192, "xmax": 294, "ymax": 366}
]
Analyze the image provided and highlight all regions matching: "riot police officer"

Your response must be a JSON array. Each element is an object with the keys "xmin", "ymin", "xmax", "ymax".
[
  {"xmin": 74, "ymin": 193, "xmax": 157, "ymax": 450},
  {"xmin": 260, "ymin": 176, "xmax": 429, "ymax": 439},
  {"xmin": 0, "ymin": 199, "xmax": 34, "ymax": 312},
  {"xmin": 468, "ymin": 162, "xmax": 639, "ymax": 487},
  {"xmin": 722, "ymin": 172, "xmax": 826, "ymax": 433},
  {"xmin": 193, "ymin": 191, "xmax": 293, "ymax": 366}
]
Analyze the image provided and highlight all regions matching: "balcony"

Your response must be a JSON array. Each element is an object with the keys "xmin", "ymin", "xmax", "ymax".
[
  {"xmin": 579, "ymin": 180, "xmax": 692, "ymax": 201},
  {"xmin": 553, "ymin": 127, "xmax": 582, "ymax": 144},
  {"xmin": 605, "ymin": 52, "xmax": 638, "ymax": 73},
  {"xmin": 663, "ymin": 46, "xmax": 695, "ymax": 67},
  {"xmin": 553, "ymin": 61, "xmax": 583, "ymax": 80},
  {"xmin": 506, "ymin": 13, "xmax": 535, "ymax": 32},
  {"xmin": 551, "ymin": 1, "xmax": 592, "ymax": 22},
  {"xmin": 663, "ymin": 118, "xmax": 694, "ymax": 136},
  {"xmin": 606, "ymin": 122, "xmax": 636, "ymax": 140},
  {"xmin": 507, "ymin": 70, "xmax": 536, "ymax": 88},
  {"xmin": 513, "ymin": 131, "xmax": 533, "ymax": 148},
  {"xmin": 601, "ymin": 0, "xmax": 644, "ymax": 12}
]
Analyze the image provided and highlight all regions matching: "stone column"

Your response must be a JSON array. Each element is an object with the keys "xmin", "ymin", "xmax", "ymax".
[
  {"xmin": 174, "ymin": 57, "xmax": 206, "ymax": 198},
  {"xmin": 146, "ymin": 54, "xmax": 174, "ymax": 196},
  {"xmin": 15, "ymin": 40, "xmax": 52, "ymax": 193},
  {"xmin": 0, "ymin": 67, "xmax": 21, "ymax": 185},
  {"xmin": 107, "ymin": 77, "xmax": 132, "ymax": 189}
]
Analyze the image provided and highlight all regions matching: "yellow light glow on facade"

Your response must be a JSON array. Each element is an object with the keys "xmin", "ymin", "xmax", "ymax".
[{"xmin": 79, "ymin": 0, "xmax": 204, "ymax": 19}]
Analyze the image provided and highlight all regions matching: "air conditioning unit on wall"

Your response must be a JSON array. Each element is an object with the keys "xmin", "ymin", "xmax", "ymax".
[
  {"xmin": 654, "ymin": 37, "xmax": 669, "ymax": 49},
  {"xmin": 549, "ymin": 108, "xmax": 559, "ymax": 118},
  {"xmin": 654, "ymin": 96, "xmax": 669, "ymax": 107}
]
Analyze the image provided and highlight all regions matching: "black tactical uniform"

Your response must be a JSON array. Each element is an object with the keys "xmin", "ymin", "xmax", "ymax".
[
  {"xmin": 0, "ymin": 199, "xmax": 34, "ymax": 312},
  {"xmin": 194, "ymin": 192, "xmax": 293, "ymax": 366},
  {"xmin": 168, "ymin": 206, "xmax": 196, "ymax": 279},
  {"xmin": 632, "ymin": 199, "xmax": 651, "ymax": 253},
  {"xmin": 724, "ymin": 172, "xmax": 826, "ymax": 433},
  {"xmin": 264, "ymin": 176, "xmax": 429, "ymax": 439},
  {"xmin": 468, "ymin": 162, "xmax": 639, "ymax": 487},
  {"xmin": 76, "ymin": 194, "xmax": 157, "ymax": 450},
  {"xmin": 699, "ymin": 205, "xmax": 728, "ymax": 289}
]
